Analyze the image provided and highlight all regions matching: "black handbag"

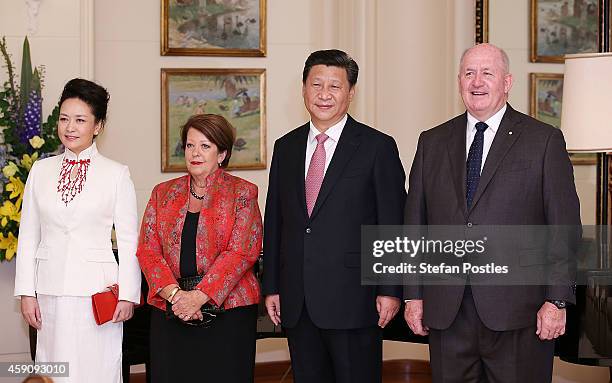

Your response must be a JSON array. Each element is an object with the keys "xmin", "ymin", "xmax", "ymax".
[{"xmin": 165, "ymin": 275, "xmax": 225, "ymax": 326}]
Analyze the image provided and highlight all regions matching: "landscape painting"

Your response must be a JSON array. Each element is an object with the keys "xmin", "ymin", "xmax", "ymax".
[
  {"xmin": 531, "ymin": 0, "xmax": 600, "ymax": 62},
  {"xmin": 161, "ymin": 0, "xmax": 266, "ymax": 56},
  {"xmin": 161, "ymin": 68, "xmax": 266, "ymax": 171}
]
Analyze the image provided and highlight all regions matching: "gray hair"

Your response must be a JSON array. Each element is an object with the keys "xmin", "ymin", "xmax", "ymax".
[{"xmin": 459, "ymin": 43, "xmax": 510, "ymax": 74}]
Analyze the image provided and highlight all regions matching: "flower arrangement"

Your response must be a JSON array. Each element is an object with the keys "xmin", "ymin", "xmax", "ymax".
[{"xmin": 0, "ymin": 37, "xmax": 61, "ymax": 261}]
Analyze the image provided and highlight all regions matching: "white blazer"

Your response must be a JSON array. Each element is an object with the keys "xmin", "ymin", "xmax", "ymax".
[{"xmin": 14, "ymin": 143, "xmax": 141, "ymax": 303}]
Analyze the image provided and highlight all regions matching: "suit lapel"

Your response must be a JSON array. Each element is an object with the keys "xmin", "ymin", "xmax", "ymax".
[
  {"xmin": 309, "ymin": 115, "xmax": 361, "ymax": 221},
  {"xmin": 294, "ymin": 123, "xmax": 310, "ymax": 220},
  {"xmin": 447, "ymin": 113, "xmax": 468, "ymax": 217},
  {"xmin": 469, "ymin": 105, "xmax": 523, "ymax": 211}
]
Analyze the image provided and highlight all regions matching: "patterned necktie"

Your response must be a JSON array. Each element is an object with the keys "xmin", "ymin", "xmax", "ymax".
[
  {"xmin": 466, "ymin": 121, "xmax": 488, "ymax": 209},
  {"xmin": 305, "ymin": 133, "xmax": 329, "ymax": 216}
]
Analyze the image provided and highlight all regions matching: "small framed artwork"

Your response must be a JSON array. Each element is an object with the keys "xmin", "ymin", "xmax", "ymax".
[
  {"xmin": 530, "ymin": 0, "xmax": 602, "ymax": 63},
  {"xmin": 161, "ymin": 68, "xmax": 266, "ymax": 172},
  {"xmin": 529, "ymin": 73, "xmax": 596, "ymax": 165},
  {"xmin": 161, "ymin": 0, "xmax": 266, "ymax": 57},
  {"xmin": 529, "ymin": 73, "xmax": 564, "ymax": 129}
]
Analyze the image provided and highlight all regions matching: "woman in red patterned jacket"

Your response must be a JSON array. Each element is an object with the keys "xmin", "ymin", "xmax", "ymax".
[{"xmin": 136, "ymin": 114, "xmax": 262, "ymax": 383}]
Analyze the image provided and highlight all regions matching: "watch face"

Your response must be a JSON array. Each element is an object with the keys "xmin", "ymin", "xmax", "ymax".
[{"xmin": 549, "ymin": 300, "xmax": 566, "ymax": 309}]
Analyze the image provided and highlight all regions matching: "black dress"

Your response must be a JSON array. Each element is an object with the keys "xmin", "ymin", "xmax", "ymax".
[{"xmin": 150, "ymin": 211, "xmax": 258, "ymax": 382}]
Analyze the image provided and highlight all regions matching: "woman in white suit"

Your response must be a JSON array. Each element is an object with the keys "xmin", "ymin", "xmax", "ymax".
[{"xmin": 14, "ymin": 78, "xmax": 141, "ymax": 383}]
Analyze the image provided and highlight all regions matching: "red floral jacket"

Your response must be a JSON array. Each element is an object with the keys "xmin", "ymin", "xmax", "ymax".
[{"xmin": 136, "ymin": 169, "xmax": 262, "ymax": 311}]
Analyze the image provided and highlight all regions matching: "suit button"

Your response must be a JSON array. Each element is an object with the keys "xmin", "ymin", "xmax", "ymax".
[
  {"xmin": 305, "ymin": 227, "xmax": 312, "ymax": 234},
  {"xmin": 467, "ymin": 222, "xmax": 473, "ymax": 228}
]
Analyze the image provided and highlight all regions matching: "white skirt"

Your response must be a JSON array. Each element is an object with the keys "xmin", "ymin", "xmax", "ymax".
[{"xmin": 36, "ymin": 294, "xmax": 123, "ymax": 383}]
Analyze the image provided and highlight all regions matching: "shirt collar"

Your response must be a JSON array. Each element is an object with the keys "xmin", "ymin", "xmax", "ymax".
[
  {"xmin": 64, "ymin": 142, "xmax": 98, "ymax": 161},
  {"xmin": 466, "ymin": 104, "xmax": 507, "ymax": 134},
  {"xmin": 308, "ymin": 114, "xmax": 348, "ymax": 144}
]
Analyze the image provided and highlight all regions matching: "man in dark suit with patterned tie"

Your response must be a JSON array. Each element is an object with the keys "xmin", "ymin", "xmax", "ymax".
[
  {"xmin": 262, "ymin": 49, "xmax": 407, "ymax": 383},
  {"xmin": 403, "ymin": 43, "xmax": 581, "ymax": 382}
]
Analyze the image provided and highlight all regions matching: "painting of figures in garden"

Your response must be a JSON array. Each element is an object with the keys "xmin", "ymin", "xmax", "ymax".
[
  {"xmin": 163, "ymin": 0, "xmax": 265, "ymax": 56},
  {"xmin": 162, "ymin": 69, "xmax": 265, "ymax": 171},
  {"xmin": 532, "ymin": 0, "xmax": 599, "ymax": 62}
]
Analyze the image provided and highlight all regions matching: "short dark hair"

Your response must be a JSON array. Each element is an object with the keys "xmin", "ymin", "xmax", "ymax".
[
  {"xmin": 59, "ymin": 78, "xmax": 110, "ymax": 126},
  {"xmin": 180, "ymin": 114, "xmax": 236, "ymax": 168},
  {"xmin": 302, "ymin": 49, "xmax": 359, "ymax": 87}
]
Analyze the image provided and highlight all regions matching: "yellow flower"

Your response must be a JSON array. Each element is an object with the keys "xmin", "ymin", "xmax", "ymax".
[
  {"xmin": 29, "ymin": 136, "xmax": 45, "ymax": 149},
  {"xmin": 6, "ymin": 176, "xmax": 25, "ymax": 206},
  {"xmin": 2, "ymin": 162, "xmax": 18, "ymax": 178},
  {"xmin": 0, "ymin": 200, "xmax": 20, "ymax": 227},
  {"xmin": 0, "ymin": 232, "xmax": 18, "ymax": 261},
  {"xmin": 20, "ymin": 152, "xmax": 38, "ymax": 171}
]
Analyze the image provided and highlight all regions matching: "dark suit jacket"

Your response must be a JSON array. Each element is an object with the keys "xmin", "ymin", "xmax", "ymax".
[
  {"xmin": 262, "ymin": 115, "xmax": 407, "ymax": 329},
  {"xmin": 403, "ymin": 105, "xmax": 581, "ymax": 331}
]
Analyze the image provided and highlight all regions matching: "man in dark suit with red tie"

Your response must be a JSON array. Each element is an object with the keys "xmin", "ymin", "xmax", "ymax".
[
  {"xmin": 262, "ymin": 49, "xmax": 407, "ymax": 383},
  {"xmin": 403, "ymin": 43, "xmax": 581, "ymax": 382}
]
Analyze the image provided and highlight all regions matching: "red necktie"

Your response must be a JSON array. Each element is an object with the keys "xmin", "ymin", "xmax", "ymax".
[{"xmin": 305, "ymin": 133, "xmax": 329, "ymax": 216}]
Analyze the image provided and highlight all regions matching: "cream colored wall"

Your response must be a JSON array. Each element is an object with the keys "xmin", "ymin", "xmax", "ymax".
[{"xmin": 0, "ymin": 0, "xmax": 92, "ymax": 365}]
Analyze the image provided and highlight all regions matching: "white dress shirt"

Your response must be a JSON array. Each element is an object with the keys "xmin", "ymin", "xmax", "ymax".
[
  {"xmin": 304, "ymin": 114, "xmax": 348, "ymax": 178},
  {"xmin": 465, "ymin": 104, "xmax": 507, "ymax": 172}
]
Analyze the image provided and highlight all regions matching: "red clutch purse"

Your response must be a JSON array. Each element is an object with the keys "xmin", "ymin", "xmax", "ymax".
[
  {"xmin": 92, "ymin": 284, "xmax": 120, "ymax": 325},
  {"xmin": 91, "ymin": 284, "xmax": 144, "ymax": 325}
]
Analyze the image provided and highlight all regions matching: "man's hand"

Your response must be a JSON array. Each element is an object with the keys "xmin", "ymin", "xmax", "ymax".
[
  {"xmin": 21, "ymin": 296, "xmax": 42, "ymax": 330},
  {"xmin": 536, "ymin": 301, "xmax": 566, "ymax": 340},
  {"xmin": 376, "ymin": 295, "xmax": 400, "ymax": 328},
  {"xmin": 265, "ymin": 294, "xmax": 281, "ymax": 326},
  {"xmin": 404, "ymin": 299, "xmax": 429, "ymax": 336},
  {"xmin": 112, "ymin": 301, "xmax": 135, "ymax": 323}
]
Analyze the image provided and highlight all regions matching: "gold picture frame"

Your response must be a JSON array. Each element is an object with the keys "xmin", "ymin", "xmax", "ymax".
[
  {"xmin": 161, "ymin": 0, "xmax": 266, "ymax": 57},
  {"xmin": 529, "ymin": 72, "xmax": 596, "ymax": 165},
  {"xmin": 530, "ymin": 0, "xmax": 603, "ymax": 63},
  {"xmin": 161, "ymin": 68, "xmax": 266, "ymax": 172}
]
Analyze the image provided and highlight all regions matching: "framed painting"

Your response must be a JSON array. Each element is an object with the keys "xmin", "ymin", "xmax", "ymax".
[
  {"xmin": 530, "ymin": 0, "xmax": 602, "ymax": 63},
  {"xmin": 161, "ymin": 0, "xmax": 266, "ymax": 57},
  {"xmin": 161, "ymin": 68, "xmax": 266, "ymax": 172},
  {"xmin": 529, "ymin": 73, "xmax": 596, "ymax": 165}
]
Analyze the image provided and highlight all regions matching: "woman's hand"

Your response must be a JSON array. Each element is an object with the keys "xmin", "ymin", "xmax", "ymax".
[
  {"xmin": 171, "ymin": 290, "xmax": 210, "ymax": 321},
  {"xmin": 112, "ymin": 301, "xmax": 135, "ymax": 323},
  {"xmin": 21, "ymin": 296, "xmax": 42, "ymax": 330}
]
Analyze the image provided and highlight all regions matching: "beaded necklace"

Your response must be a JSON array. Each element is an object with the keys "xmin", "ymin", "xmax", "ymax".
[
  {"xmin": 57, "ymin": 158, "xmax": 91, "ymax": 205},
  {"xmin": 190, "ymin": 181, "xmax": 205, "ymax": 200}
]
